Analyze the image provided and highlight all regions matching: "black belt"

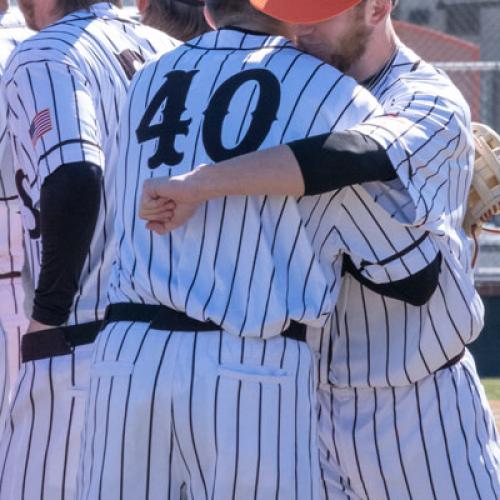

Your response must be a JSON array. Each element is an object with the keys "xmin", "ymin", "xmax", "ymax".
[
  {"xmin": 0, "ymin": 271, "xmax": 21, "ymax": 281},
  {"xmin": 104, "ymin": 303, "xmax": 306, "ymax": 342},
  {"xmin": 21, "ymin": 320, "xmax": 102, "ymax": 362}
]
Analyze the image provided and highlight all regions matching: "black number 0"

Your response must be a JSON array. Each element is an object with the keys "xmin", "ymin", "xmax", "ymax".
[{"xmin": 136, "ymin": 68, "xmax": 281, "ymax": 168}]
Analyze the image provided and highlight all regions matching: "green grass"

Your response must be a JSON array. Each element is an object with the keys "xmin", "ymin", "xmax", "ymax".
[{"xmin": 482, "ymin": 378, "xmax": 500, "ymax": 401}]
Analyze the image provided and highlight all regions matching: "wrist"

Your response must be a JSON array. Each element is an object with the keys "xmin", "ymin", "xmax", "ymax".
[{"xmin": 190, "ymin": 163, "xmax": 222, "ymax": 201}]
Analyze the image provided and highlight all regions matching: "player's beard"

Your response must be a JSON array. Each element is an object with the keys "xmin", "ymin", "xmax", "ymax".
[
  {"xmin": 296, "ymin": 6, "xmax": 373, "ymax": 76},
  {"xmin": 325, "ymin": 20, "xmax": 373, "ymax": 74}
]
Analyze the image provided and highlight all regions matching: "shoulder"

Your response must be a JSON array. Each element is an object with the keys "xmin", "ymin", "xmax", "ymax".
[
  {"xmin": 383, "ymin": 45, "xmax": 470, "ymax": 119},
  {"xmin": 127, "ymin": 23, "xmax": 180, "ymax": 54}
]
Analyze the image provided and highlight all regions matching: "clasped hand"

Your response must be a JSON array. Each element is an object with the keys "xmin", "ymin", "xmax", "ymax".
[{"xmin": 139, "ymin": 171, "xmax": 204, "ymax": 234}]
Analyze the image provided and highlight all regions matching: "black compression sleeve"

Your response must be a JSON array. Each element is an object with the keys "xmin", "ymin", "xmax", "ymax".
[
  {"xmin": 32, "ymin": 161, "xmax": 102, "ymax": 325},
  {"xmin": 288, "ymin": 131, "xmax": 397, "ymax": 195}
]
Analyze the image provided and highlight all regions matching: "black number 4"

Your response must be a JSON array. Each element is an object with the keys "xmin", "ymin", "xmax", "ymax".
[{"xmin": 136, "ymin": 68, "xmax": 281, "ymax": 169}]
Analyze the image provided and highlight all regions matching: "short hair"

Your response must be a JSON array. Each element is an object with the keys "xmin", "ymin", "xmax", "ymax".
[
  {"xmin": 58, "ymin": 0, "xmax": 122, "ymax": 17},
  {"xmin": 142, "ymin": 0, "xmax": 210, "ymax": 41},
  {"xmin": 205, "ymin": 0, "xmax": 283, "ymax": 29}
]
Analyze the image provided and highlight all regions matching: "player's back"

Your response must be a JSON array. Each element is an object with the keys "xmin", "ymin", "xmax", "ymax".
[
  {"xmin": 111, "ymin": 28, "xmax": 379, "ymax": 338},
  {"xmin": 3, "ymin": 2, "xmax": 178, "ymax": 324}
]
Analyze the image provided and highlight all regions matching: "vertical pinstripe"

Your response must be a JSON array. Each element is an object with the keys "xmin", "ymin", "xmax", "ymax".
[
  {"xmin": 0, "ymin": 4, "xmax": 179, "ymax": 500},
  {"xmin": 314, "ymin": 43, "xmax": 498, "ymax": 499},
  {"xmin": 109, "ymin": 29, "xmax": 439, "ymax": 341},
  {"xmin": 2, "ymin": 2, "xmax": 178, "ymax": 326},
  {"xmin": 0, "ymin": 11, "xmax": 32, "ymax": 435},
  {"xmin": 93, "ymin": 28, "xmax": 456, "ymax": 500},
  {"xmin": 79, "ymin": 322, "xmax": 320, "ymax": 500},
  {"xmin": 318, "ymin": 353, "xmax": 500, "ymax": 500}
]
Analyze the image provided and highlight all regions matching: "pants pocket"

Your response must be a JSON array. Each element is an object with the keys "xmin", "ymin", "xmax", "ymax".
[{"xmin": 217, "ymin": 362, "xmax": 290, "ymax": 384}]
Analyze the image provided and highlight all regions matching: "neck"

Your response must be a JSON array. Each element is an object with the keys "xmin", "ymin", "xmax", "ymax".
[{"xmin": 348, "ymin": 17, "xmax": 397, "ymax": 82}]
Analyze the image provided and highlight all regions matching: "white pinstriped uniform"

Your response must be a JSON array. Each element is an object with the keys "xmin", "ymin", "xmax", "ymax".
[
  {"xmin": 0, "ymin": 5, "xmax": 178, "ymax": 499},
  {"xmin": 0, "ymin": 10, "xmax": 33, "ymax": 432},
  {"xmin": 313, "ymin": 44, "xmax": 500, "ymax": 499},
  {"xmin": 78, "ymin": 29, "xmax": 441, "ymax": 500}
]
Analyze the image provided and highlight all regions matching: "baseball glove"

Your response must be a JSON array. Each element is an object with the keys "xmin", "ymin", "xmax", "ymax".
[{"xmin": 464, "ymin": 122, "xmax": 500, "ymax": 235}]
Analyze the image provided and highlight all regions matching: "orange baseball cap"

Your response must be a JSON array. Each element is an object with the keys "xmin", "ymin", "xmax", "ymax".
[{"xmin": 250, "ymin": 0, "xmax": 364, "ymax": 24}]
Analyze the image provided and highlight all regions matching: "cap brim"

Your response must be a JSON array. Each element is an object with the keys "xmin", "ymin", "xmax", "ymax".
[{"xmin": 250, "ymin": 0, "xmax": 363, "ymax": 24}]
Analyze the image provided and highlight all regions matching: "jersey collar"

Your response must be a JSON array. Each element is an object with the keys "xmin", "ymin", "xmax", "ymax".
[
  {"xmin": 186, "ymin": 27, "xmax": 292, "ymax": 51},
  {"xmin": 361, "ymin": 42, "xmax": 422, "ymax": 92}
]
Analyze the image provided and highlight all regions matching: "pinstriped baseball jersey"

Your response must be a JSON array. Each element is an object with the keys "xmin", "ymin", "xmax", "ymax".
[
  {"xmin": 316, "ymin": 43, "xmax": 485, "ymax": 388},
  {"xmin": 0, "ymin": 8, "xmax": 32, "ymax": 447},
  {"xmin": 2, "ymin": 2, "xmax": 178, "ymax": 325},
  {"xmin": 109, "ymin": 28, "xmax": 439, "ymax": 339},
  {"xmin": 0, "ymin": 12, "xmax": 32, "ymax": 278}
]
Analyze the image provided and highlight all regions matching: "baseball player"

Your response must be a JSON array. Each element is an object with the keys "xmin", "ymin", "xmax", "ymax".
[
  {"xmin": 78, "ymin": 1, "xmax": 444, "ymax": 499},
  {"xmin": 141, "ymin": 0, "xmax": 500, "ymax": 498},
  {"xmin": 0, "ymin": 1, "xmax": 178, "ymax": 498},
  {"xmin": 0, "ymin": 2, "xmax": 32, "ymax": 431}
]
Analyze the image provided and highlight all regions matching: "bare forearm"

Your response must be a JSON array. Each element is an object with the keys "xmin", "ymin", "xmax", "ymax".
[{"xmin": 194, "ymin": 145, "xmax": 305, "ymax": 201}]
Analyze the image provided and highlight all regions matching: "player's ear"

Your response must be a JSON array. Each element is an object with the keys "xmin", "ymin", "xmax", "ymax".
[
  {"xmin": 203, "ymin": 5, "xmax": 216, "ymax": 29},
  {"xmin": 136, "ymin": 0, "xmax": 148, "ymax": 15},
  {"xmin": 365, "ymin": 0, "xmax": 392, "ymax": 26}
]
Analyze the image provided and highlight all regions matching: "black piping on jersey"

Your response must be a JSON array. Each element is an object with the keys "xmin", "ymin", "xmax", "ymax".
[
  {"xmin": 185, "ymin": 28, "xmax": 313, "ymax": 56},
  {"xmin": 219, "ymin": 25, "xmax": 275, "ymax": 37},
  {"xmin": 38, "ymin": 139, "xmax": 102, "ymax": 162}
]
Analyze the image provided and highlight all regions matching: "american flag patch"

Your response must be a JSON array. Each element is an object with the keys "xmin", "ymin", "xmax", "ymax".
[{"xmin": 29, "ymin": 108, "xmax": 52, "ymax": 147}]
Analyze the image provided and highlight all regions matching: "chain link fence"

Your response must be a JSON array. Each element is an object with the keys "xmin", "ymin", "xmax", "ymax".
[{"xmin": 393, "ymin": 0, "xmax": 500, "ymax": 131}]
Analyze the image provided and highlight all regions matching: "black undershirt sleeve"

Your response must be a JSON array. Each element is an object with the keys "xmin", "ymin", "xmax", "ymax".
[
  {"xmin": 289, "ymin": 130, "xmax": 439, "ymax": 305},
  {"xmin": 288, "ymin": 131, "xmax": 397, "ymax": 195},
  {"xmin": 32, "ymin": 161, "xmax": 102, "ymax": 326}
]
